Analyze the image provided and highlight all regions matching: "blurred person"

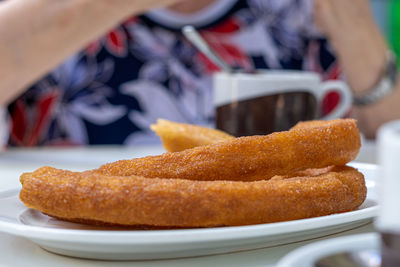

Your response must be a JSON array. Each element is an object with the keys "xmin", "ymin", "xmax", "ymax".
[
  {"xmin": 0, "ymin": 0, "xmax": 397, "ymax": 146},
  {"xmin": 315, "ymin": 0, "xmax": 399, "ymax": 139}
]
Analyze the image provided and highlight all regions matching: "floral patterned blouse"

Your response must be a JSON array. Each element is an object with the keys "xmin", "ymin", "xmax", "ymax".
[{"xmin": 7, "ymin": 0, "xmax": 341, "ymax": 146}]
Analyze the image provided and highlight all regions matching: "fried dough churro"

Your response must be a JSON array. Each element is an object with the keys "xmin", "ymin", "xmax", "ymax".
[
  {"xmin": 99, "ymin": 119, "xmax": 361, "ymax": 181},
  {"xmin": 19, "ymin": 119, "xmax": 366, "ymax": 227},
  {"xmin": 20, "ymin": 166, "xmax": 365, "ymax": 227},
  {"xmin": 150, "ymin": 119, "xmax": 234, "ymax": 152}
]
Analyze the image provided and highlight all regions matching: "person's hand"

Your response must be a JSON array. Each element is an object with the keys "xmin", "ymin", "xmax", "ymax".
[{"xmin": 313, "ymin": 0, "xmax": 387, "ymax": 94}]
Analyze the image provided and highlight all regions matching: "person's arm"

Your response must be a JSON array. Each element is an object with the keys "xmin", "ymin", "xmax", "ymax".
[
  {"xmin": 0, "ymin": 0, "xmax": 182, "ymax": 106},
  {"xmin": 314, "ymin": 0, "xmax": 400, "ymax": 138}
]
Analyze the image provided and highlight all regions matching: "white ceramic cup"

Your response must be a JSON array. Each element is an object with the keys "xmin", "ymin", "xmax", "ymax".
[
  {"xmin": 213, "ymin": 70, "xmax": 352, "ymax": 136},
  {"xmin": 376, "ymin": 120, "xmax": 400, "ymax": 266},
  {"xmin": 376, "ymin": 120, "xmax": 400, "ymax": 233},
  {"xmin": 0, "ymin": 107, "xmax": 7, "ymax": 151}
]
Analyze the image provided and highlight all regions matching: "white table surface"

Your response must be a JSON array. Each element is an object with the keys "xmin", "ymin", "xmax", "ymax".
[{"xmin": 0, "ymin": 142, "xmax": 378, "ymax": 267}]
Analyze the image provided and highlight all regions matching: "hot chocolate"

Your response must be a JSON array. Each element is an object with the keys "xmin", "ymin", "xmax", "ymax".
[{"xmin": 216, "ymin": 92, "xmax": 317, "ymax": 136}]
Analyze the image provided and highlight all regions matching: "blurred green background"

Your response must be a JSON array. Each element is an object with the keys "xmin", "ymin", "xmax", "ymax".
[
  {"xmin": 372, "ymin": 0, "xmax": 400, "ymax": 66},
  {"xmin": 389, "ymin": 0, "xmax": 400, "ymax": 65}
]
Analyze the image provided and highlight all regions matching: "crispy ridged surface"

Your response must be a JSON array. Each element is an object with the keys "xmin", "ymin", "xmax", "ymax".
[
  {"xmin": 20, "ymin": 166, "xmax": 366, "ymax": 227},
  {"xmin": 150, "ymin": 119, "xmax": 234, "ymax": 152},
  {"xmin": 98, "ymin": 119, "xmax": 361, "ymax": 181},
  {"xmin": 19, "ymin": 119, "xmax": 366, "ymax": 227}
]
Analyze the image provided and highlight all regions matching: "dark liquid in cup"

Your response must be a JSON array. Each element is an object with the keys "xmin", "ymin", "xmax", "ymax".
[
  {"xmin": 216, "ymin": 92, "xmax": 318, "ymax": 137},
  {"xmin": 381, "ymin": 232, "xmax": 400, "ymax": 266}
]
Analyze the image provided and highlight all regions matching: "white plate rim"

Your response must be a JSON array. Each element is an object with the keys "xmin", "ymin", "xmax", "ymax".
[
  {"xmin": 276, "ymin": 233, "xmax": 380, "ymax": 267},
  {"xmin": 0, "ymin": 162, "xmax": 378, "ymax": 245}
]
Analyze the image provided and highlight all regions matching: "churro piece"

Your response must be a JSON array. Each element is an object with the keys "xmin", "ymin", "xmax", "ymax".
[
  {"xmin": 19, "ymin": 119, "xmax": 365, "ymax": 227},
  {"xmin": 150, "ymin": 119, "xmax": 234, "ymax": 152},
  {"xmin": 99, "ymin": 119, "xmax": 361, "ymax": 181},
  {"xmin": 20, "ymin": 166, "xmax": 366, "ymax": 227}
]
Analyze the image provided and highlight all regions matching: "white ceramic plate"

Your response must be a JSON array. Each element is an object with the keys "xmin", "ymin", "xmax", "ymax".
[
  {"xmin": 0, "ymin": 163, "xmax": 378, "ymax": 260},
  {"xmin": 276, "ymin": 233, "xmax": 380, "ymax": 267}
]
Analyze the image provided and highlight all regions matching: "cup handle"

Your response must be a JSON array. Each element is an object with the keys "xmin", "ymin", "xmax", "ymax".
[{"xmin": 319, "ymin": 80, "xmax": 353, "ymax": 120}]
